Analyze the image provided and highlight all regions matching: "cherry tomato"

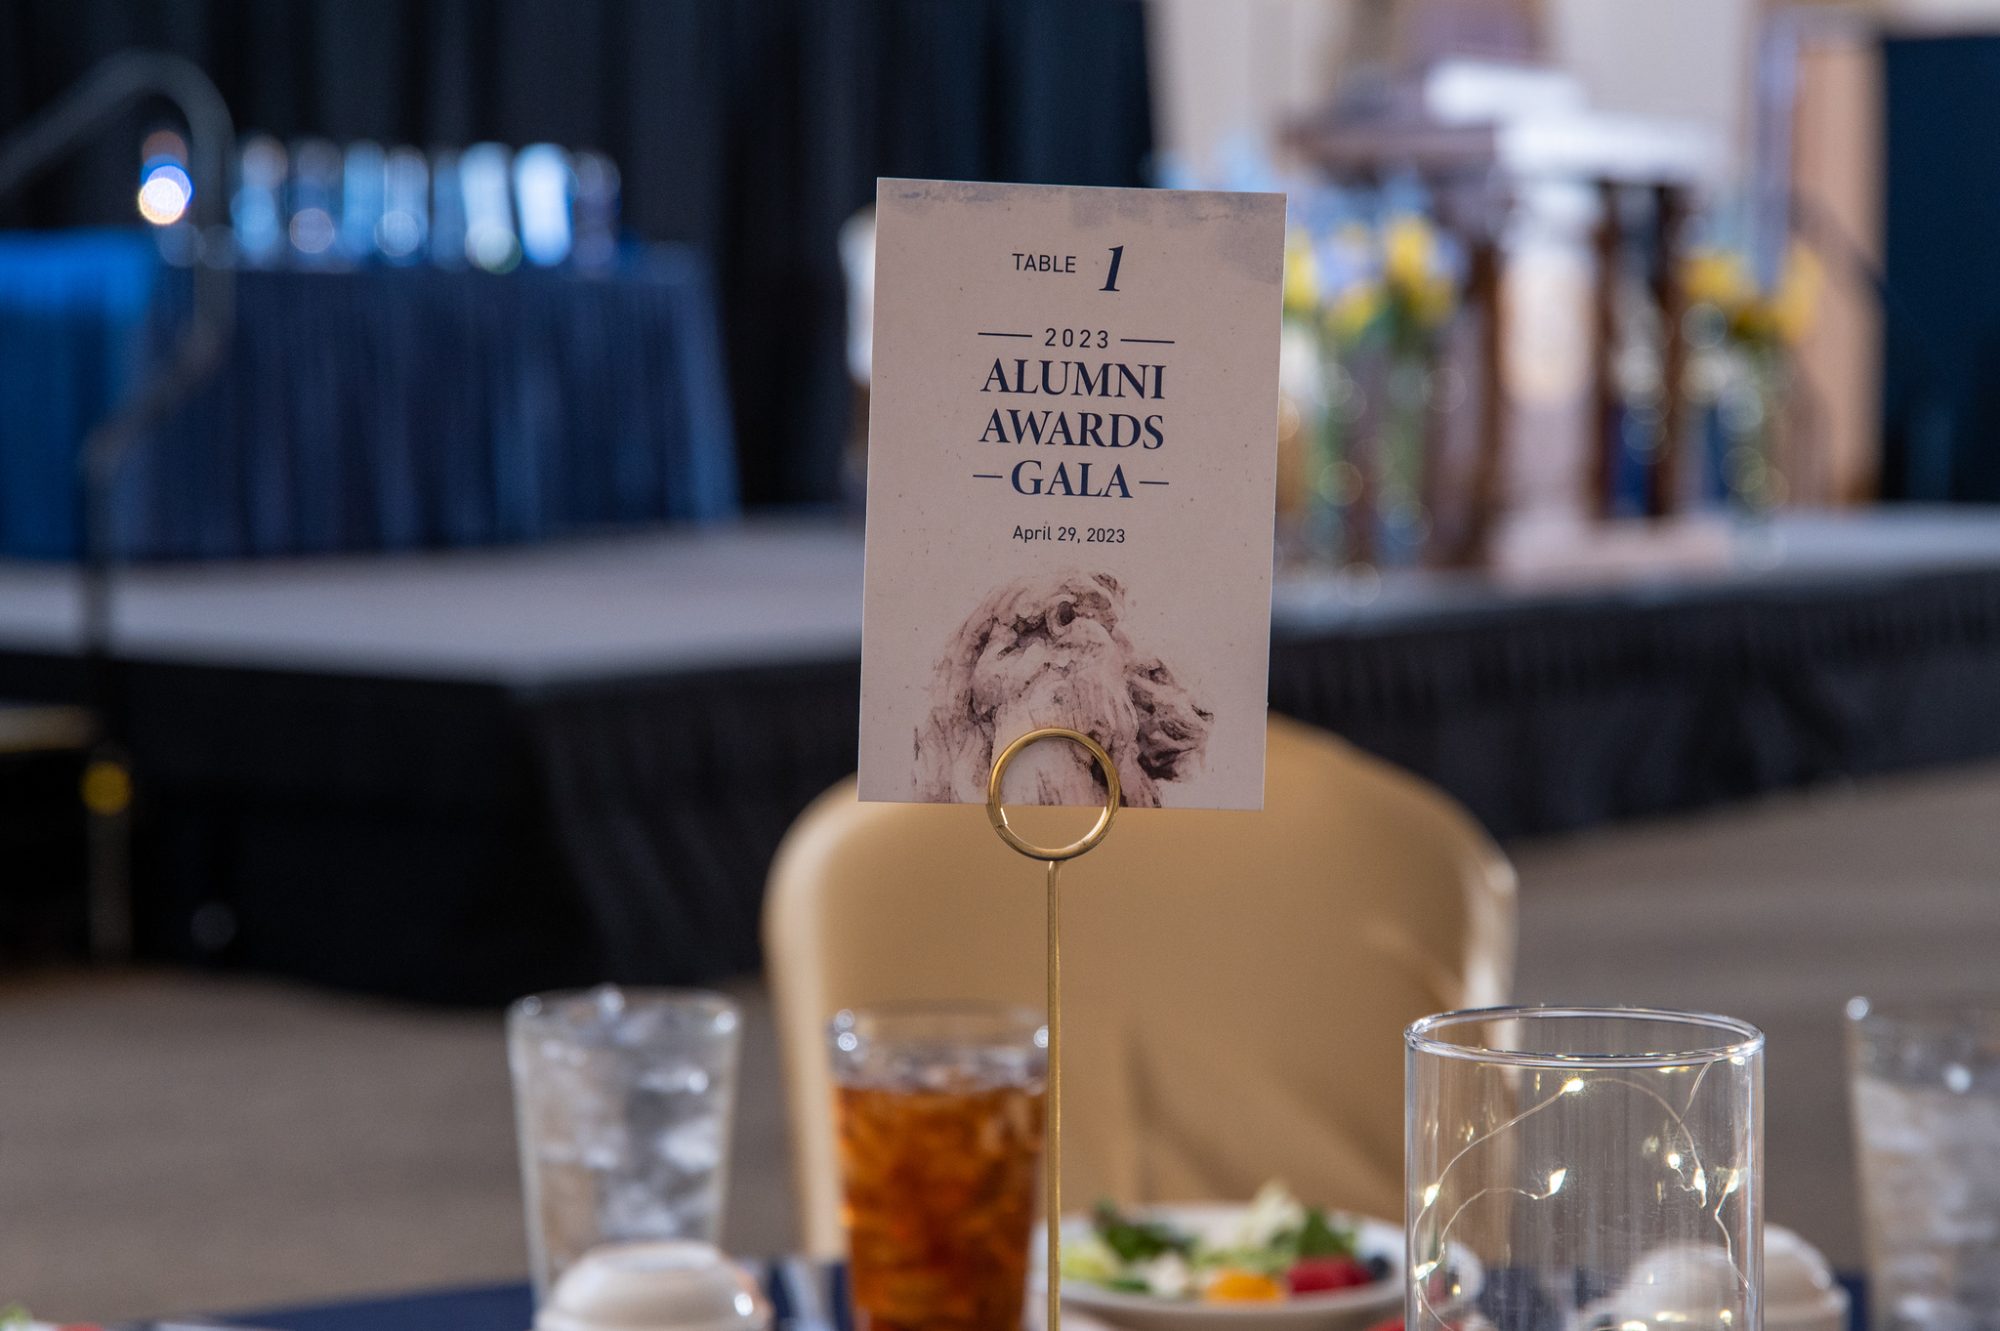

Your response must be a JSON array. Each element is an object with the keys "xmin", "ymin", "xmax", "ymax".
[{"xmin": 1287, "ymin": 1256, "xmax": 1376, "ymax": 1294}]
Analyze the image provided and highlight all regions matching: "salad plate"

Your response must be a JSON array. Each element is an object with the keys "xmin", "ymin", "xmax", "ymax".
[{"xmin": 1038, "ymin": 1184, "xmax": 1451, "ymax": 1331}]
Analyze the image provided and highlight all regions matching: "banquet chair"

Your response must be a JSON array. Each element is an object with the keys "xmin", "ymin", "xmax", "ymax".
[{"xmin": 762, "ymin": 712, "xmax": 1516, "ymax": 1257}]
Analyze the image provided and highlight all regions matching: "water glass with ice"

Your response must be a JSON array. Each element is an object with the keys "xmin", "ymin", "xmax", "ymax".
[
  {"xmin": 1848, "ymin": 999, "xmax": 2000, "ymax": 1331},
  {"xmin": 509, "ymin": 985, "xmax": 741, "ymax": 1301}
]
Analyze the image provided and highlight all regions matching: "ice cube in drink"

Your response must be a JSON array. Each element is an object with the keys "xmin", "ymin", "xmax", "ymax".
[{"xmin": 510, "ymin": 986, "xmax": 740, "ymax": 1300}]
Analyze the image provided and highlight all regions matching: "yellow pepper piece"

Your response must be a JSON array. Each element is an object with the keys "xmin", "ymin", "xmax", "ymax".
[{"xmin": 1205, "ymin": 1270, "xmax": 1286, "ymax": 1303}]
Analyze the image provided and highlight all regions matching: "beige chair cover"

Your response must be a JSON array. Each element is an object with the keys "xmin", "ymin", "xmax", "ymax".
[{"xmin": 763, "ymin": 713, "xmax": 1516, "ymax": 1256}]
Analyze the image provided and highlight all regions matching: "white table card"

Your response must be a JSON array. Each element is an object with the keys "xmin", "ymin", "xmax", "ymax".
[{"xmin": 859, "ymin": 179, "xmax": 1285, "ymax": 810}]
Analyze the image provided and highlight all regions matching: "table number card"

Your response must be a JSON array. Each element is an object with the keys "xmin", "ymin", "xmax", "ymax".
[{"xmin": 859, "ymin": 179, "xmax": 1285, "ymax": 810}]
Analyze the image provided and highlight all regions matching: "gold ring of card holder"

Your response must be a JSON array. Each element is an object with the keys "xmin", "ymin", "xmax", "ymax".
[{"xmin": 985, "ymin": 726, "xmax": 1121, "ymax": 860}]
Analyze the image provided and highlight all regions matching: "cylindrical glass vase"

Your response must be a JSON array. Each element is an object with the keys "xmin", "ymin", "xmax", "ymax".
[{"xmin": 1406, "ymin": 1007, "xmax": 1764, "ymax": 1331}]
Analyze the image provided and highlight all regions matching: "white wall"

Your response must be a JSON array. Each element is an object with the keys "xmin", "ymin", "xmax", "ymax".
[
  {"xmin": 1148, "ymin": 0, "xmax": 1761, "ymax": 183},
  {"xmin": 1876, "ymin": 0, "xmax": 2000, "ymax": 24},
  {"xmin": 1544, "ymin": 0, "xmax": 1759, "ymax": 176},
  {"xmin": 1147, "ymin": 0, "xmax": 1355, "ymax": 180}
]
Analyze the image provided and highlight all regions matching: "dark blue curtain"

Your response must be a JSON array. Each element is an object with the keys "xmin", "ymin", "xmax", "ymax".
[
  {"xmin": 0, "ymin": 0, "xmax": 1156, "ymax": 508},
  {"xmin": 1882, "ymin": 35, "xmax": 2000, "ymax": 503}
]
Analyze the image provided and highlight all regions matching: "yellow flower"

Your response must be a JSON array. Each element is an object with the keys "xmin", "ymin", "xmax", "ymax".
[
  {"xmin": 1412, "ymin": 272, "xmax": 1456, "ymax": 328},
  {"xmin": 1327, "ymin": 279, "xmax": 1384, "ymax": 342},
  {"xmin": 1731, "ymin": 301, "xmax": 1780, "ymax": 345},
  {"xmin": 1773, "ymin": 243, "xmax": 1822, "ymax": 344},
  {"xmin": 1283, "ymin": 229, "xmax": 1320, "ymax": 318},
  {"xmin": 1684, "ymin": 248, "xmax": 1754, "ymax": 313},
  {"xmin": 1384, "ymin": 214, "xmax": 1437, "ymax": 293}
]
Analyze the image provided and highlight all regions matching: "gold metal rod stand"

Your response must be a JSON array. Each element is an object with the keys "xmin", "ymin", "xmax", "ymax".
[
  {"xmin": 1045, "ymin": 855, "xmax": 1062, "ymax": 1331},
  {"xmin": 986, "ymin": 726, "xmax": 1121, "ymax": 1331}
]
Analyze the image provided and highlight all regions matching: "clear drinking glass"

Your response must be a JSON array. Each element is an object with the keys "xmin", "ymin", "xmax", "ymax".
[
  {"xmin": 1406, "ymin": 1007, "xmax": 1764, "ymax": 1331},
  {"xmin": 1847, "ymin": 998, "xmax": 2000, "ymax": 1331},
  {"xmin": 830, "ymin": 1003, "xmax": 1047, "ymax": 1331},
  {"xmin": 508, "ymin": 985, "xmax": 741, "ymax": 1300}
]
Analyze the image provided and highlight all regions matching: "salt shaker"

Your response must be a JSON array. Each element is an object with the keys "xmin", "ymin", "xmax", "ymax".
[{"xmin": 533, "ymin": 1240, "xmax": 771, "ymax": 1331}]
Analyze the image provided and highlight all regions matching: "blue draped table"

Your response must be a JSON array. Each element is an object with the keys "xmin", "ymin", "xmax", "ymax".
[
  {"xmin": 0, "ymin": 230, "xmax": 738, "ymax": 560},
  {"xmin": 231, "ymin": 1262, "xmax": 839, "ymax": 1331},
  {"xmin": 222, "ymin": 1266, "xmax": 1864, "ymax": 1331}
]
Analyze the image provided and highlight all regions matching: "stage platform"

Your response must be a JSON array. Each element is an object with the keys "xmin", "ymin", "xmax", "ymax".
[{"xmin": 5, "ymin": 511, "xmax": 2000, "ymax": 1001}]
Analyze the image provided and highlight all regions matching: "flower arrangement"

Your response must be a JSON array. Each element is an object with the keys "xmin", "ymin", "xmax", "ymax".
[
  {"xmin": 1684, "ymin": 244, "xmax": 1821, "ymax": 350},
  {"xmin": 1279, "ymin": 207, "xmax": 1461, "ymax": 568},
  {"xmin": 1682, "ymin": 242, "xmax": 1822, "ymax": 512}
]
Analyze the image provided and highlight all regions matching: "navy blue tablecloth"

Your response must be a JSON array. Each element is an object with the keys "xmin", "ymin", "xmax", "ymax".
[
  {"xmin": 0, "ymin": 231, "xmax": 738, "ymax": 560},
  {"xmin": 0, "ymin": 230, "xmax": 159, "ymax": 558},
  {"xmin": 236, "ymin": 1261, "xmax": 843, "ymax": 1331},
  {"xmin": 228, "ymin": 1267, "xmax": 1863, "ymax": 1331},
  {"xmin": 240, "ymin": 1283, "xmax": 533, "ymax": 1331}
]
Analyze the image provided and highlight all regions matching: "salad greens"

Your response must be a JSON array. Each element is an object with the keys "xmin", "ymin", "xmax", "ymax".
[
  {"xmin": 1092, "ymin": 1199, "xmax": 1194, "ymax": 1265},
  {"xmin": 1296, "ymin": 1207, "xmax": 1352, "ymax": 1259},
  {"xmin": 1061, "ymin": 1181, "xmax": 1370, "ymax": 1301}
]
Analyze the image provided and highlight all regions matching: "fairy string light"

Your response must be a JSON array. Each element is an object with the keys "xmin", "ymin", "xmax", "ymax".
[{"xmin": 1409, "ymin": 1064, "xmax": 1755, "ymax": 1331}]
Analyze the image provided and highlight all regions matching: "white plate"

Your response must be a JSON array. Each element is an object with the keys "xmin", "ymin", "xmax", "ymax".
[
  {"xmin": 1039, "ymin": 1204, "xmax": 1415, "ymax": 1331},
  {"xmin": 1029, "ymin": 1307, "xmax": 1118, "ymax": 1331}
]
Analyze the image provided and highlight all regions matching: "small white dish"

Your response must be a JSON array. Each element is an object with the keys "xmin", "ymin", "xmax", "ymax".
[
  {"xmin": 1042, "ymin": 1205, "xmax": 1424, "ymax": 1331},
  {"xmin": 1588, "ymin": 1228, "xmax": 1846, "ymax": 1331},
  {"xmin": 1764, "ymin": 1225, "xmax": 1849, "ymax": 1331},
  {"xmin": 534, "ymin": 1239, "xmax": 771, "ymax": 1331}
]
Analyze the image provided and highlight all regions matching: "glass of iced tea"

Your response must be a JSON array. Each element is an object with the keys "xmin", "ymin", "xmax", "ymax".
[{"xmin": 829, "ymin": 1003, "xmax": 1048, "ymax": 1331}]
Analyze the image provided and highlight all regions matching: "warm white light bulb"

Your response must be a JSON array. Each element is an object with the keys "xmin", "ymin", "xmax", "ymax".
[{"xmin": 137, "ymin": 166, "xmax": 191, "ymax": 226}]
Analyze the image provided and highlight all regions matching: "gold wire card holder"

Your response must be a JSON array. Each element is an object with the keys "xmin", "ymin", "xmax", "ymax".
[{"xmin": 984, "ymin": 725, "xmax": 1121, "ymax": 1331}]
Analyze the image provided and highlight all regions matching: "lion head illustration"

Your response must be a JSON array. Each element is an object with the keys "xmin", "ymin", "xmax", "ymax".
[{"xmin": 913, "ymin": 570, "xmax": 1214, "ymax": 807}]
